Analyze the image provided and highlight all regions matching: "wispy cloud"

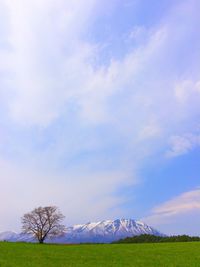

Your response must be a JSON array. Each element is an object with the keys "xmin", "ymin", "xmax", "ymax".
[
  {"xmin": 166, "ymin": 133, "xmax": 200, "ymax": 158},
  {"xmin": 152, "ymin": 189, "xmax": 200, "ymax": 217},
  {"xmin": 0, "ymin": 158, "xmax": 133, "ymax": 231},
  {"xmin": 143, "ymin": 188, "xmax": 200, "ymax": 235},
  {"xmin": 0, "ymin": 0, "xmax": 200, "ymax": 231}
]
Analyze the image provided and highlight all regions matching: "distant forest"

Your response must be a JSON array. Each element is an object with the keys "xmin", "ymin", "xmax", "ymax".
[{"xmin": 113, "ymin": 234, "xmax": 200, "ymax": 243}]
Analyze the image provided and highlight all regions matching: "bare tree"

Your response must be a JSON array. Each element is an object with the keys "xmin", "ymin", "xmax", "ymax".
[{"xmin": 21, "ymin": 206, "xmax": 66, "ymax": 243}]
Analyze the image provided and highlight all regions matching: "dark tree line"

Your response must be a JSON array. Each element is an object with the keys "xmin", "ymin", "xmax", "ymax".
[{"xmin": 113, "ymin": 234, "xmax": 200, "ymax": 244}]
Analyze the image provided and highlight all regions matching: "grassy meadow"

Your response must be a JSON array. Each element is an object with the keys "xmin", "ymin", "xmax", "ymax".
[{"xmin": 0, "ymin": 241, "xmax": 200, "ymax": 267}]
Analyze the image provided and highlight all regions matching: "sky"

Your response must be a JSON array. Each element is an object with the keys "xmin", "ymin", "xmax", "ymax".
[{"xmin": 0, "ymin": 0, "xmax": 200, "ymax": 235}]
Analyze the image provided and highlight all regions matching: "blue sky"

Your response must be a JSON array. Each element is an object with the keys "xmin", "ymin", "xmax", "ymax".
[{"xmin": 0, "ymin": 0, "xmax": 200, "ymax": 235}]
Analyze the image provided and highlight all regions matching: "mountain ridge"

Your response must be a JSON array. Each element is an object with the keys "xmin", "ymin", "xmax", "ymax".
[{"xmin": 0, "ymin": 218, "xmax": 163, "ymax": 243}]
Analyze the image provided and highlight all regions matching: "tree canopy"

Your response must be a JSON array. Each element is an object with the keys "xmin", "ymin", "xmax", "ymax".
[
  {"xmin": 21, "ymin": 206, "xmax": 66, "ymax": 243},
  {"xmin": 113, "ymin": 234, "xmax": 200, "ymax": 244}
]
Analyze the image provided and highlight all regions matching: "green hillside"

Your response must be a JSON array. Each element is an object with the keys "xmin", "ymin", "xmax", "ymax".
[{"xmin": 0, "ymin": 241, "xmax": 200, "ymax": 267}]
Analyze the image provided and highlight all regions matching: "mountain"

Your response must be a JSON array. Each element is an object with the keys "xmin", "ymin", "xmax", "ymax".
[
  {"xmin": 0, "ymin": 219, "xmax": 162, "ymax": 243},
  {"xmin": 0, "ymin": 231, "xmax": 19, "ymax": 242},
  {"xmin": 0, "ymin": 231, "xmax": 34, "ymax": 243}
]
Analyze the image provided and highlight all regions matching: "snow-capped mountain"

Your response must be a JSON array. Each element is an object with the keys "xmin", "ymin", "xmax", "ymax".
[
  {"xmin": 0, "ymin": 231, "xmax": 34, "ymax": 243},
  {"xmin": 0, "ymin": 231, "xmax": 19, "ymax": 242},
  {"xmin": 0, "ymin": 219, "xmax": 162, "ymax": 243}
]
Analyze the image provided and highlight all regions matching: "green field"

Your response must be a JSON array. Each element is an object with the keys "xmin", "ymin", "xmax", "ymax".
[{"xmin": 0, "ymin": 242, "xmax": 200, "ymax": 267}]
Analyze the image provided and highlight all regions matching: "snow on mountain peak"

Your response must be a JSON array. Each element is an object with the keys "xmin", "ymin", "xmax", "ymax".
[{"xmin": 0, "ymin": 218, "xmax": 162, "ymax": 243}]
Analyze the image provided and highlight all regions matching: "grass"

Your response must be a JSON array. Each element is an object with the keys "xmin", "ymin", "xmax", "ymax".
[{"xmin": 0, "ymin": 241, "xmax": 200, "ymax": 267}]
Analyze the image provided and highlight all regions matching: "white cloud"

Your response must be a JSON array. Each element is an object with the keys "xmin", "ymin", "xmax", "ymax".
[
  {"xmin": 175, "ymin": 80, "xmax": 200, "ymax": 104},
  {"xmin": 128, "ymin": 25, "xmax": 149, "ymax": 45},
  {"xmin": 0, "ymin": 157, "xmax": 133, "ymax": 231},
  {"xmin": 152, "ymin": 189, "xmax": 200, "ymax": 216},
  {"xmin": 166, "ymin": 133, "xmax": 200, "ymax": 158},
  {"xmin": 0, "ymin": 0, "xmax": 200, "ymax": 231},
  {"xmin": 143, "ymin": 188, "xmax": 200, "ymax": 235},
  {"xmin": 0, "ymin": 0, "xmax": 199, "ymax": 135},
  {"xmin": 1, "ymin": 3, "xmax": 168, "ymax": 130},
  {"xmin": 139, "ymin": 119, "xmax": 161, "ymax": 140},
  {"xmin": 1, "ymin": 0, "xmax": 97, "ymax": 126}
]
